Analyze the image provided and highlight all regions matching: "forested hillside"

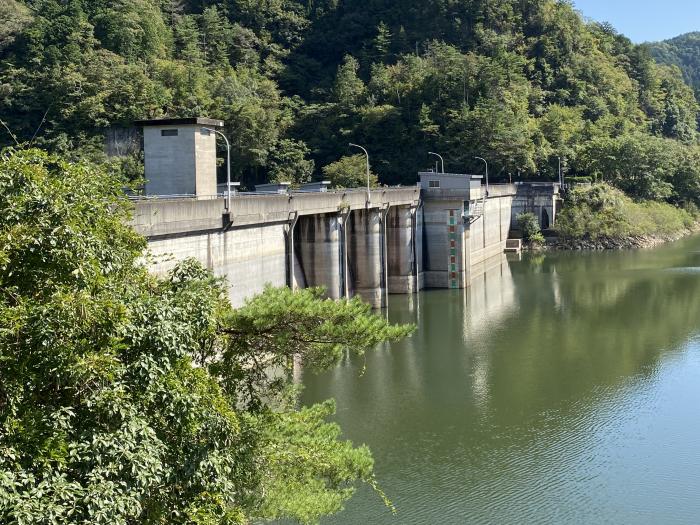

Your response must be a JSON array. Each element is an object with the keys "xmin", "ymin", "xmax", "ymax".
[
  {"xmin": 649, "ymin": 32, "xmax": 700, "ymax": 98},
  {"xmin": 2, "ymin": 0, "xmax": 700, "ymax": 203}
]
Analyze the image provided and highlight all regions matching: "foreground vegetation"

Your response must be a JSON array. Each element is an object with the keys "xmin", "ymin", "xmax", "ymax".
[
  {"xmin": 556, "ymin": 184, "xmax": 698, "ymax": 248},
  {"xmin": 0, "ymin": 149, "xmax": 414, "ymax": 524}
]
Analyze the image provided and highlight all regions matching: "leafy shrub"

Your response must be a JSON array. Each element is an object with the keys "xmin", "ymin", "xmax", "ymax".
[
  {"xmin": 0, "ymin": 149, "xmax": 413, "ymax": 525},
  {"xmin": 556, "ymin": 183, "xmax": 695, "ymax": 241},
  {"xmin": 517, "ymin": 212, "xmax": 545, "ymax": 244},
  {"xmin": 322, "ymin": 155, "xmax": 379, "ymax": 189}
]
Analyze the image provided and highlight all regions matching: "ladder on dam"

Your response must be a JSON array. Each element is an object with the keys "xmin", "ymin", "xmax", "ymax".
[{"xmin": 464, "ymin": 199, "xmax": 485, "ymax": 224}]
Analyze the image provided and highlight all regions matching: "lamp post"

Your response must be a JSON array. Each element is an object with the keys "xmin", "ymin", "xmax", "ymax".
[
  {"xmin": 203, "ymin": 127, "xmax": 232, "ymax": 211},
  {"xmin": 428, "ymin": 152, "xmax": 445, "ymax": 173},
  {"xmin": 349, "ymin": 143, "xmax": 371, "ymax": 203},
  {"xmin": 474, "ymin": 156, "xmax": 489, "ymax": 197},
  {"xmin": 557, "ymin": 157, "xmax": 564, "ymax": 190}
]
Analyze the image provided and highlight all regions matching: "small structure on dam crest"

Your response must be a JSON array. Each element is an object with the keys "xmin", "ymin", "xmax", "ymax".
[{"xmin": 135, "ymin": 117, "xmax": 224, "ymax": 198}]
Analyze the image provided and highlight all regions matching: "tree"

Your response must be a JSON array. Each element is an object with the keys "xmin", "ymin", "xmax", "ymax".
[
  {"xmin": 372, "ymin": 22, "xmax": 392, "ymax": 63},
  {"xmin": 648, "ymin": 32, "xmax": 700, "ymax": 99},
  {"xmin": 579, "ymin": 134, "xmax": 676, "ymax": 201},
  {"xmin": 268, "ymin": 138, "xmax": 315, "ymax": 186},
  {"xmin": 2, "ymin": 0, "xmax": 700, "ymax": 199},
  {"xmin": 161, "ymin": 0, "xmax": 186, "ymax": 27},
  {"xmin": 174, "ymin": 14, "xmax": 203, "ymax": 63},
  {"xmin": 332, "ymin": 55, "xmax": 366, "ymax": 107},
  {"xmin": 92, "ymin": 0, "xmax": 170, "ymax": 62},
  {"xmin": 322, "ymin": 154, "xmax": 378, "ymax": 189},
  {"xmin": 200, "ymin": 6, "xmax": 233, "ymax": 66},
  {"xmin": 0, "ymin": 149, "xmax": 413, "ymax": 524},
  {"xmin": 0, "ymin": 0, "xmax": 32, "ymax": 51}
]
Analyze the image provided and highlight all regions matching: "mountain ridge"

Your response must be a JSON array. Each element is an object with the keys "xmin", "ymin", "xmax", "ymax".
[{"xmin": 1, "ymin": 0, "xmax": 700, "ymax": 204}]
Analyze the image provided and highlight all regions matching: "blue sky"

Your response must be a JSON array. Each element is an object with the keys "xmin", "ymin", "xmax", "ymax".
[{"xmin": 573, "ymin": 0, "xmax": 700, "ymax": 42}]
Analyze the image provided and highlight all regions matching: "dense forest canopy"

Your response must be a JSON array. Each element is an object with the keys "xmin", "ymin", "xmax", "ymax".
[
  {"xmin": 1, "ymin": 0, "xmax": 700, "ymax": 203},
  {"xmin": 649, "ymin": 32, "xmax": 700, "ymax": 99}
]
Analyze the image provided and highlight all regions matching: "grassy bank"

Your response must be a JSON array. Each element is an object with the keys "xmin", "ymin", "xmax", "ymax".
[{"xmin": 555, "ymin": 184, "xmax": 698, "ymax": 249}]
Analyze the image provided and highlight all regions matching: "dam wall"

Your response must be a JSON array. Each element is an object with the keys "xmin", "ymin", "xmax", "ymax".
[{"xmin": 133, "ymin": 181, "xmax": 558, "ymax": 307}]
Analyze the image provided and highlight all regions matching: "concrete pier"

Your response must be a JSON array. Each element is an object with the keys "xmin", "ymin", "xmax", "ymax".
[
  {"xmin": 418, "ymin": 174, "xmax": 523, "ymax": 288},
  {"xmin": 295, "ymin": 214, "xmax": 344, "ymax": 299},
  {"xmin": 416, "ymin": 204, "xmax": 425, "ymax": 290},
  {"xmin": 387, "ymin": 206, "xmax": 418, "ymax": 294},
  {"xmin": 422, "ymin": 200, "xmax": 469, "ymax": 290},
  {"xmin": 347, "ymin": 208, "xmax": 386, "ymax": 308}
]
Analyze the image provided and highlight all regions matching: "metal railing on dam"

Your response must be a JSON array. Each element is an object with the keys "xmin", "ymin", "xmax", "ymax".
[{"xmin": 131, "ymin": 186, "xmax": 421, "ymax": 238}]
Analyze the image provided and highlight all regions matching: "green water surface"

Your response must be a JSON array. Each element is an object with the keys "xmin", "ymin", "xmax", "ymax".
[{"xmin": 299, "ymin": 235, "xmax": 700, "ymax": 525}]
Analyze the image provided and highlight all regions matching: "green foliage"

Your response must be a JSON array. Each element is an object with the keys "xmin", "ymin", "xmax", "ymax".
[
  {"xmin": 577, "ymin": 133, "xmax": 700, "ymax": 204},
  {"xmin": 2, "ymin": 0, "xmax": 700, "ymax": 197},
  {"xmin": 268, "ymin": 138, "xmax": 314, "ymax": 186},
  {"xmin": 517, "ymin": 212, "xmax": 545, "ymax": 244},
  {"xmin": 322, "ymin": 154, "xmax": 378, "ymax": 189},
  {"xmin": 0, "ymin": 149, "xmax": 414, "ymax": 524},
  {"xmin": 556, "ymin": 183, "xmax": 696, "ymax": 242},
  {"xmin": 0, "ymin": 0, "xmax": 32, "ymax": 50},
  {"xmin": 332, "ymin": 55, "xmax": 366, "ymax": 107},
  {"xmin": 649, "ymin": 32, "xmax": 700, "ymax": 99}
]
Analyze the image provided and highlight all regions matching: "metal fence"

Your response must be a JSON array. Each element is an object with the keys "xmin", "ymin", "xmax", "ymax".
[{"xmin": 127, "ymin": 185, "xmax": 420, "ymax": 201}]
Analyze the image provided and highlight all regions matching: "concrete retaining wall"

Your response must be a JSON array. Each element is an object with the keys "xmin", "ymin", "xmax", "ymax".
[
  {"xmin": 511, "ymin": 183, "xmax": 559, "ymax": 229},
  {"xmin": 146, "ymin": 224, "xmax": 287, "ymax": 308},
  {"xmin": 469, "ymin": 195, "xmax": 514, "ymax": 268}
]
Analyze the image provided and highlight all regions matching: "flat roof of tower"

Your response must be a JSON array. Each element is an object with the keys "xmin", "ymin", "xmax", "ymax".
[{"xmin": 135, "ymin": 117, "xmax": 224, "ymax": 128}]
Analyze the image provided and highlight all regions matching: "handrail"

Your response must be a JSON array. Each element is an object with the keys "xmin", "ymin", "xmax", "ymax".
[{"xmin": 128, "ymin": 185, "xmax": 420, "ymax": 201}]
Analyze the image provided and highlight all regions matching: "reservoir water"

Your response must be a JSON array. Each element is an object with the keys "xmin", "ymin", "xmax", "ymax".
[{"xmin": 299, "ymin": 235, "xmax": 700, "ymax": 524}]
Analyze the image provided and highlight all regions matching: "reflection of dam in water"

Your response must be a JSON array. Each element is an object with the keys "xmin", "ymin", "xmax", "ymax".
[
  {"xmin": 300, "ymin": 235, "xmax": 700, "ymax": 525},
  {"xmin": 463, "ymin": 254, "xmax": 518, "ymax": 333}
]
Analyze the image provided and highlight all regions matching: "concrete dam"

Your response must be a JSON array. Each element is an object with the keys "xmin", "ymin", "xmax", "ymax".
[{"xmin": 130, "ymin": 118, "xmax": 559, "ymax": 308}]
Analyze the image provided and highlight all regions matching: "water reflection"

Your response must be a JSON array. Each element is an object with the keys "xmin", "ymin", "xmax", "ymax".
[{"xmin": 300, "ymin": 236, "xmax": 700, "ymax": 525}]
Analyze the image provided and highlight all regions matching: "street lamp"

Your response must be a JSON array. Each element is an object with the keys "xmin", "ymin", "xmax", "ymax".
[
  {"xmin": 474, "ymin": 156, "xmax": 489, "ymax": 197},
  {"xmin": 428, "ymin": 152, "xmax": 445, "ymax": 173},
  {"xmin": 203, "ymin": 127, "xmax": 232, "ymax": 211},
  {"xmin": 349, "ymin": 143, "xmax": 371, "ymax": 203},
  {"xmin": 557, "ymin": 155, "xmax": 563, "ymax": 188}
]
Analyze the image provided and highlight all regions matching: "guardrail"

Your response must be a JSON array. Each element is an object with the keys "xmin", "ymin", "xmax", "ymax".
[
  {"xmin": 127, "ymin": 185, "xmax": 420, "ymax": 201},
  {"xmin": 127, "ymin": 194, "xmax": 220, "ymax": 201}
]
